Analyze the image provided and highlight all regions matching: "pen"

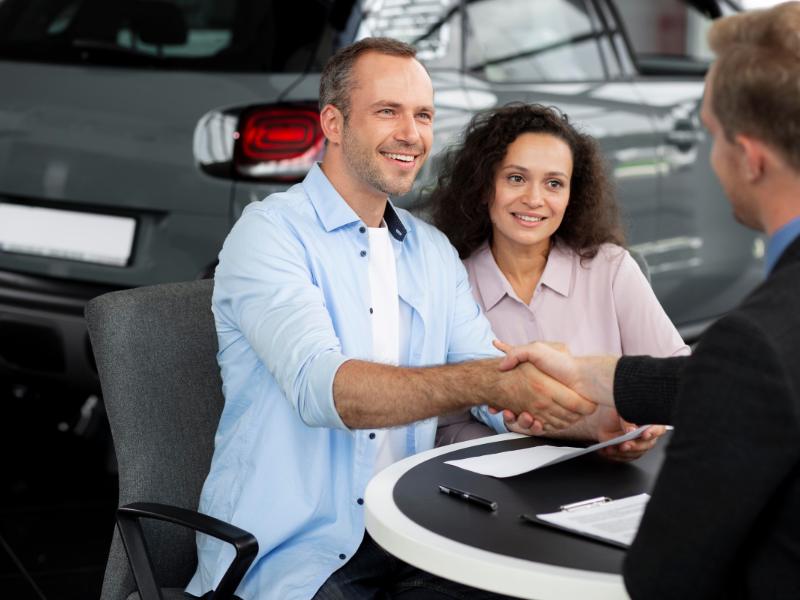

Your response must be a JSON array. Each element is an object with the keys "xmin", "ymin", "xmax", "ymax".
[{"xmin": 438, "ymin": 485, "xmax": 498, "ymax": 511}]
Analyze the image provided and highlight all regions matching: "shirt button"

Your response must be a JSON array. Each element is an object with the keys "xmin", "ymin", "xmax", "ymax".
[
  {"xmin": 359, "ymin": 226, "xmax": 366, "ymax": 233},
  {"xmin": 357, "ymin": 498, "xmax": 364, "ymax": 505},
  {"xmin": 369, "ymin": 307, "xmax": 373, "ymax": 314},
  {"xmin": 339, "ymin": 553, "xmax": 346, "ymax": 560},
  {"xmin": 360, "ymin": 250, "xmax": 367, "ymax": 257},
  {"xmin": 369, "ymin": 432, "xmax": 376, "ymax": 439}
]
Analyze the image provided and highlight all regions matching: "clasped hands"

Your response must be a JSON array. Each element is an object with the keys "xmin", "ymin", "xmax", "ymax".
[{"xmin": 492, "ymin": 340, "xmax": 665, "ymax": 461}]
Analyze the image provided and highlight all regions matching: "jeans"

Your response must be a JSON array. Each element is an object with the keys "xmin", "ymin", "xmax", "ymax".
[{"xmin": 312, "ymin": 533, "xmax": 514, "ymax": 600}]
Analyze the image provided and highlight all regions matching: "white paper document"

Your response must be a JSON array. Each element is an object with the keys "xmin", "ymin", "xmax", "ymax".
[
  {"xmin": 444, "ymin": 425, "xmax": 651, "ymax": 478},
  {"xmin": 533, "ymin": 493, "xmax": 650, "ymax": 547}
]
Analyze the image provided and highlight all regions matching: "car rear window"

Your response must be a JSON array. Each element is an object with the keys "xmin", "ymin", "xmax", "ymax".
[{"xmin": 0, "ymin": 0, "xmax": 358, "ymax": 71}]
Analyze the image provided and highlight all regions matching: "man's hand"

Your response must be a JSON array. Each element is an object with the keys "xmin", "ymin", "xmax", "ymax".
[
  {"xmin": 496, "ymin": 359, "xmax": 597, "ymax": 432},
  {"xmin": 495, "ymin": 340, "xmax": 618, "ymax": 407}
]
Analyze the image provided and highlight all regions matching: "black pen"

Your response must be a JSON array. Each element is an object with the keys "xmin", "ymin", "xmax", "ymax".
[{"xmin": 438, "ymin": 485, "xmax": 498, "ymax": 511}]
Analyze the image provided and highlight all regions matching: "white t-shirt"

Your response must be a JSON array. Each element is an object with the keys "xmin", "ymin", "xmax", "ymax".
[{"xmin": 367, "ymin": 224, "xmax": 408, "ymax": 475}]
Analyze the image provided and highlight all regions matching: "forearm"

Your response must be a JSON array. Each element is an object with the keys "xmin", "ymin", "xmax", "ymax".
[
  {"xmin": 334, "ymin": 355, "xmax": 596, "ymax": 429},
  {"xmin": 333, "ymin": 358, "xmax": 506, "ymax": 428}
]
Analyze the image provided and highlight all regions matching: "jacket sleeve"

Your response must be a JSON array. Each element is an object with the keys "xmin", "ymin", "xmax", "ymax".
[{"xmin": 614, "ymin": 355, "xmax": 688, "ymax": 425}]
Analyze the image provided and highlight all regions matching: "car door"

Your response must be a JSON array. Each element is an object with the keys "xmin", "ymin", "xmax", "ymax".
[{"xmin": 610, "ymin": 0, "xmax": 764, "ymax": 337}]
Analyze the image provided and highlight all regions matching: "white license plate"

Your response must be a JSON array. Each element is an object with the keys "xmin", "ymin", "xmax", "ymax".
[{"xmin": 0, "ymin": 203, "xmax": 136, "ymax": 267}]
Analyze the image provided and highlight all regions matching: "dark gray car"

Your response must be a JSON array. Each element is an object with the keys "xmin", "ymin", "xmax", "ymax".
[{"xmin": 0, "ymin": 0, "xmax": 760, "ymax": 394}]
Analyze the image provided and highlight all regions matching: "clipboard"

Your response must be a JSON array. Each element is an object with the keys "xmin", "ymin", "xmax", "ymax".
[{"xmin": 519, "ymin": 494, "xmax": 649, "ymax": 550}]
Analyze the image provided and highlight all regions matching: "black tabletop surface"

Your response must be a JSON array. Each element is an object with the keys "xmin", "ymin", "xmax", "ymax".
[{"xmin": 393, "ymin": 433, "xmax": 669, "ymax": 574}]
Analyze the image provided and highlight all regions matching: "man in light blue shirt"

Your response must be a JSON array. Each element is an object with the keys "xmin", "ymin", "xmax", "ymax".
[{"xmin": 187, "ymin": 38, "xmax": 595, "ymax": 600}]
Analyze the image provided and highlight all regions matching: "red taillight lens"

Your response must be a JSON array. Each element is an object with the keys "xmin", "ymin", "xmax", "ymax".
[{"xmin": 234, "ymin": 105, "xmax": 325, "ymax": 181}]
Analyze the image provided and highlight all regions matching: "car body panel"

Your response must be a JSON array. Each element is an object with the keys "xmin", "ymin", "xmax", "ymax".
[{"xmin": 0, "ymin": 0, "xmax": 762, "ymax": 391}]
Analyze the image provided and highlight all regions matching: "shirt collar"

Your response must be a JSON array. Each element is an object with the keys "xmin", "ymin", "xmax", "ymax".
[
  {"xmin": 766, "ymin": 216, "xmax": 800, "ymax": 274},
  {"xmin": 470, "ymin": 243, "xmax": 511, "ymax": 311},
  {"xmin": 539, "ymin": 242, "xmax": 573, "ymax": 297},
  {"xmin": 303, "ymin": 163, "xmax": 407, "ymax": 242},
  {"xmin": 470, "ymin": 240, "xmax": 574, "ymax": 311}
]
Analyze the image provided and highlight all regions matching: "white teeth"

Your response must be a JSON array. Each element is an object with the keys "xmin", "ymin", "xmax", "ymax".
[
  {"xmin": 516, "ymin": 214, "xmax": 544, "ymax": 223},
  {"xmin": 383, "ymin": 152, "xmax": 414, "ymax": 162}
]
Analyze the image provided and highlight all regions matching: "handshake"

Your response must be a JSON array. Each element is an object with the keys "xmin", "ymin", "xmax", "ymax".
[{"xmin": 491, "ymin": 341, "xmax": 664, "ymax": 461}]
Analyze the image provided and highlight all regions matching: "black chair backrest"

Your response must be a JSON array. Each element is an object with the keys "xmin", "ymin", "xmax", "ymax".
[{"xmin": 86, "ymin": 279, "xmax": 223, "ymax": 600}]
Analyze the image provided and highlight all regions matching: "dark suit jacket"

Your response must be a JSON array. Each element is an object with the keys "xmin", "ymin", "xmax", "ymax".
[{"xmin": 615, "ymin": 235, "xmax": 800, "ymax": 600}]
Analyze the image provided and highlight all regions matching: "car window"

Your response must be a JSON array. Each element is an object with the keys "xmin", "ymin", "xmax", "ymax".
[
  {"xmin": 0, "ymin": 0, "xmax": 358, "ymax": 71},
  {"xmin": 356, "ymin": 0, "xmax": 462, "ymax": 69},
  {"xmin": 611, "ymin": 0, "xmax": 721, "ymax": 74},
  {"xmin": 464, "ymin": 0, "xmax": 608, "ymax": 82}
]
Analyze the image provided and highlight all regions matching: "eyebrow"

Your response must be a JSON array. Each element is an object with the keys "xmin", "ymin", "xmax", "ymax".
[
  {"xmin": 501, "ymin": 164, "xmax": 569, "ymax": 178},
  {"xmin": 370, "ymin": 100, "xmax": 436, "ymax": 114}
]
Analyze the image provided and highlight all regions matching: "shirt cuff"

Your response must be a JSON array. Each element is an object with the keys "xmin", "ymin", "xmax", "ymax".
[
  {"xmin": 471, "ymin": 404, "xmax": 508, "ymax": 433},
  {"xmin": 300, "ymin": 351, "xmax": 352, "ymax": 430}
]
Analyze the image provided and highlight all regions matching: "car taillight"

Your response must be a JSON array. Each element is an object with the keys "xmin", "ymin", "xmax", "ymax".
[{"xmin": 234, "ymin": 105, "xmax": 325, "ymax": 181}]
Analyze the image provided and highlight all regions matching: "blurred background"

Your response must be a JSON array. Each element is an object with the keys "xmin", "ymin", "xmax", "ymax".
[{"xmin": 0, "ymin": 0, "xmax": 787, "ymax": 597}]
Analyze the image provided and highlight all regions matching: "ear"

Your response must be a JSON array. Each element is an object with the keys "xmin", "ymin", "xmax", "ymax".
[
  {"xmin": 734, "ymin": 134, "xmax": 766, "ymax": 183},
  {"xmin": 320, "ymin": 104, "xmax": 344, "ymax": 146}
]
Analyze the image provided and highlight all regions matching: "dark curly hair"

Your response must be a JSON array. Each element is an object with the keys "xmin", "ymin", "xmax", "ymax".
[{"xmin": 430, "ymin": 104, "xmax": 624, "ymax": 260}]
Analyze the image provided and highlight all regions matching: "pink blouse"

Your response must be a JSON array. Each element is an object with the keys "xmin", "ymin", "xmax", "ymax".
[{"xmin": 463, "ymin": 242, "xmax": 689, "ymax": 357}]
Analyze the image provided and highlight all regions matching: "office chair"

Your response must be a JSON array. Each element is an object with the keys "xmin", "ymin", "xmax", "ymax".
[{"xmin": 85, "ymin": 279, "xmax": 257, "ymax": 600}]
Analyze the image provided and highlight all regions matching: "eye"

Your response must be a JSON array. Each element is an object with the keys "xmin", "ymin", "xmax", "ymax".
[
  {"xmin": 378, "ymin": 108, "xmax": 395, "ymax": 116},
  {"xmin": 417, "ymin": 111, "xmax": 433, "ymax": 122},
  {"xmin": 546, "ymin": 179, "xmax": 564, "ymax": 190},
  {"xmin": 507, "ymin": 174, "xmax": 525, "ymax": 184}
]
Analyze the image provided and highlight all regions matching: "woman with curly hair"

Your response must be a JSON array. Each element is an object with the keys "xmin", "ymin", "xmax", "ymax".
[{"xmin": 431, "ymin": 104, "xmax": 689, "ymax": 444}]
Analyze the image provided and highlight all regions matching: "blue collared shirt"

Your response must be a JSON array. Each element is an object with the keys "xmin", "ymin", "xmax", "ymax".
[
  {"xmin": 766, "ymin": 216, "xmax": 800, "ymax": 274},
  {"xmin": 186, "ymin": 164, "xmax": 504, "ymax": 600}
]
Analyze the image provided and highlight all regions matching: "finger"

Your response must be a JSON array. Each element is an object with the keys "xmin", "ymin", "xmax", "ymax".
[
  {"xmin": 529, "ymin": 419, "xmax": 545, "ymax": 435},
  {"xmin": 493, "ymin": 339, "xmax": 512, "ymax": 354},
  {"xmin": 535, "ymin": 409, "xmax": 577, "ymax": 430},
  {"xmin": 643, "ymin": 425, "xmax": 667, "ymax": 440},
  {"xmin": 517, "ymin": 411, "xmax": 534, "ymax": 429},
  {"xmin": 498, "ymin": 353, "xmax": 523, "ymax": 371},
  {"xmin": 625, "ymin": 438, "xmax": 659, "ymax": 453}
]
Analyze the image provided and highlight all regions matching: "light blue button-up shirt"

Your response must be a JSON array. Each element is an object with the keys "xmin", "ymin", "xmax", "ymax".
[{"xmin": 186, "ymin": 164, "xmax": 504, "ymax": 600}]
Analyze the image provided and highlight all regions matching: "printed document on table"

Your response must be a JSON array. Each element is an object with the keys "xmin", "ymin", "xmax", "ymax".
[
  {"xmin": 534, "ymin": 493, "xmax": 650, "ymax": 547},
  {"xmin": 445, "ymin": 425, "xmax": 651, "ymax": 478}
]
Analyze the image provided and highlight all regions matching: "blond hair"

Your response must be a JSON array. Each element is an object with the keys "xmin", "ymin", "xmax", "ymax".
[{"xmin": 707, "ymin": 1, "xmax": 800, "ymax": 168}]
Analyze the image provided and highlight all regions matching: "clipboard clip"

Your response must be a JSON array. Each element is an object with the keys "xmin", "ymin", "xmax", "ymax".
[{"xmin": 559, "ymin": 496, "xmax": 611, "ymax": 512}]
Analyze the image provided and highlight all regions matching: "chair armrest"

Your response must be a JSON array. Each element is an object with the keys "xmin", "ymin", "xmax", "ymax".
[{"xmin": 116, "ymin": 501, "xmax": 258, "ymax": 600}]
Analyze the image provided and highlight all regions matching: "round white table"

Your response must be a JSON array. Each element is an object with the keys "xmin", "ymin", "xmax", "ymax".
[{"xmin": 365, "ymin": 432, "xmax": 667, "ymax": 600}]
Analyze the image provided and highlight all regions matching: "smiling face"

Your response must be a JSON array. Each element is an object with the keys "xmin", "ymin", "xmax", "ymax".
[
  {"xmin": 338, "ymin": 51, "xmax": 434, "ymax": 199},
  {"xmin": 488, "ymin": 132, "xmax": 573, "ymax": 256}
]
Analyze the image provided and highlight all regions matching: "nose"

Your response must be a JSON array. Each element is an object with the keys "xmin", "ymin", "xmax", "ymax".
[
  {"xmin": 395, "ymin": 113, "xmax": 421, "ymax": 145},
  {"xmin": 521, "ymin": 185, "xmax": 543, "ymax": 208}
]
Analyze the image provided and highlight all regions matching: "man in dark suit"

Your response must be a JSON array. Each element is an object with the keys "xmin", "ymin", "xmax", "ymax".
[{"xmin": 499, "ymin": 2, "xmax": 800, "ymax": 598}]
